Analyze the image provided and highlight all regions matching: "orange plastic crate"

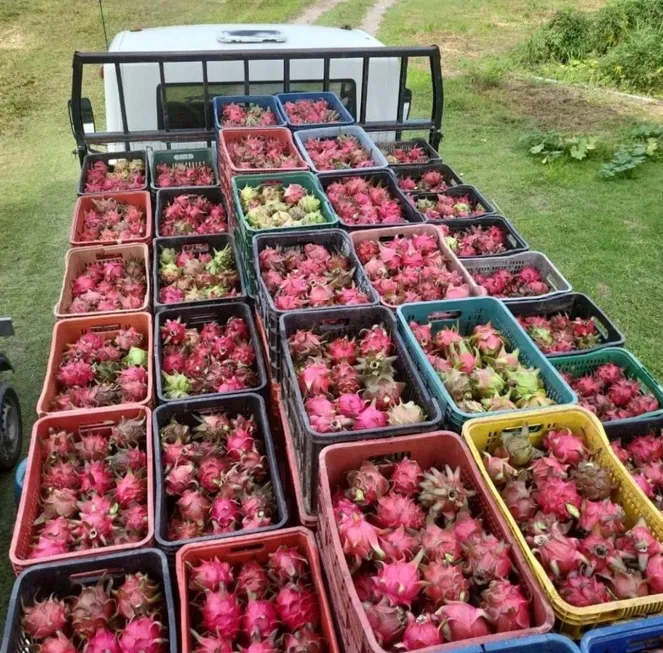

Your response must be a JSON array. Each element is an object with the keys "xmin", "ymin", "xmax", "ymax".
[
  {"xmin": 317, "ymin": 431, "xmax": 554, "ymax": 653},
  {"xmin": 176, "ymin": 527, "xmax": 339, "ymax": 653},
  {"xmin": 9, "ymin": 405, "xmax": 154, "ymax": 574},
  {"xmin": 54, "ymin": 243, "xmax": 150, "ymax": 319},
  {"xmin": 36, "ymin": 311, "xmax": 153, "ymax": 416},
  {"xmin": 69, "ymin": 191, "xmax": 153, "ymax": 247}
]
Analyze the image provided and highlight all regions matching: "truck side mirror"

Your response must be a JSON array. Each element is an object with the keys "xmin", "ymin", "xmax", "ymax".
[{"xmin": 68, "ymin": 97, "xmax": 96, "ymax": 135}]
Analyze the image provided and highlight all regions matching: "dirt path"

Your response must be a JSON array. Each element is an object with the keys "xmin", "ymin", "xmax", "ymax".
[
  {"xmin": 360, "ymin": 0, "xmax": 400, "ymax": 35},
  {"xmin": 293, "ymin": 0, "xmax": 349, "ymax": 25}
]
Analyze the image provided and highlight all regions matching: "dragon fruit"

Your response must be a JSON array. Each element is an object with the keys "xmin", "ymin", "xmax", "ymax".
[
  {"xmin": 438, "ymin": 602, "xmax": 491, "ymax": 641},
  {"xmin": 502, "ymin": 480, "xmax": 538, "ymax": 522},
  {"xmin": 275, "ymin": 584, "xmax": 320, "ymax": 631},
  {"xmin": 70, "ymin": 582, "xmax": 116, "ymax": 637},
  {"xmin": 363, "ymin": 600, "xmax": 407, "ymax": 647},
  {"xmin": 77, "ymin": 197, "xmax": 147, "ymax": 244},
  {"xmin": 268, "ymin": 546, "xmax": 309, "ymax": 583},
  {"xmin": 419, "ymin": 465, "xmax": 474, "ymax": 520},
  {"xmin": 422, "ymin": 560, "xmax": 470, "ymax": 605},
  {"xmin": 401, "ymin": 613, "xmax": 442, "ymax": 649},
  {"xmin": 391, "ymin": 457, "xmax": 423, "ymax": 497},
  {"xmin": 535, "ymin": 477, "xmax": 582, "ymax": 520},
  {"xmin": 481, "ymin": 580, "xmax": 531, "ymax": 632},
  {"xmin": 115, "ymin": 572, "xmax": 161, "ymax": 620},
  {"xmin": 420, "ymin": 522, "xmax": 462, "ymax": 562},
  {"xmin": 518, "ymin": 313, "xmax": 600, "ymax": 354},
  {"xmin": 83, "ymin": 158, "xmax": 145, "ymax": 193},
  {"xmin": 35, "ymin": 633, "xmax": 77, "ymax": 653},
  {"xmin": 221, "ymin": 102, "xmax": 278, "ymax": 127},
  {"xmin": 119, "ymin": 615, "xmax": 166, "ymax": 653},
  {"xmin": 324, "ymin": 176, "xmax": 406, "ymax": 225},
  {"xmin": 416, "ymin": 193, "xmax": 487, "ymax": 221},
  {"xmin": 462, "ymin": 533, "xmax": 513, "ymax": 585},
  {"xmin": 155, "ymin": 161, "xmax": 215, "ymax": 188},
  {"xmin": 375, "ymin": 494, "xmax": 425, "ymax": 530},
  {"xmin": 21, "ymin": 596, "xmax": 69, "ymax": 640},
  {"xmin": 544, "ymin": 429, "xmax": 587, "ymax": 465},
  {"xmin": 159, "ymin": 193, "xmax": 227, "ymax": 236},
  {"xmin": 532, "ymin": 526, "xmax": 586, "ymax": 578},
  {"xmin": 559, "ymin": 573, "xmax": 612, "ymax": 607},
  {"xmin": 374, "ymin": 553, "xmax": 424, "ymax": 607}
]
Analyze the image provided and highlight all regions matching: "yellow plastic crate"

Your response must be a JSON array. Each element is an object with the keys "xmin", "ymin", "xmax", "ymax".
[{"xmin": 462, "ymin": 405, "xmax": 663, "ymax": 638}]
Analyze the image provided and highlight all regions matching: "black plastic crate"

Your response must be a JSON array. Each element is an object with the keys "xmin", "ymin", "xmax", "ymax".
[
  {"xmin": 252, "ymin": 229, "xmax": 380, "ymax": 380},
  {"xmin": 602, "ymin": 413, "xmax": 663, "ymax": 448},
  {"xmin": 279, "ymin": 305, "xmax": 442, "ymax": 513},
  {"xmin": 411, "ymin": 184, "xmax": 497, "ymax": 221},
  {"xmin": 377, "ymin": 138, "xmax": 442, "ymax": 167},
  {"xmin": 444, "ymin": 215, "xmax": 530, "ymax": 258},
  {"xmin": 152, "ymin": 394, "xmax": 288, "ymax": 560},
  {"xmin": 77, "ymin": 149, "xmax": 149, "ymax": 195},
  {"xmin": 153, "ymin": 233, "xmax": 248, "ymax": 311},
  {"xmin": 0, "ymin": 549, "xmax": 177, "ymax": 653},
  {"xmin": 154, "ymin": 186, "xmax": 230, "ymax": 239},
  {"xmin": 507, "ymin": 292, "xmax": 625, "ymax": 357},
  {"xmin": 393, "ymin": 161, "xmax": 464, "ymax": 194},
  {"xmin": 317, "ymin": 169, "xmax": 424, "ymax": 230},
  {"xmin": 154, "ymin": 301, "xmax": 268, "ymax": 403}
]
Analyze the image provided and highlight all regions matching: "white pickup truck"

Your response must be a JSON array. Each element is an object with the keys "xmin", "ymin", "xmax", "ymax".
[{"xmin": 69, "ymin": 23, "xmax": 443, "ymax": 157}]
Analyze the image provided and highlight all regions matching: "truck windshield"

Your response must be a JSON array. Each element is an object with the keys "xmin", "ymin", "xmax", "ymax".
[{"xmin": 157, "ymin": 80, "xmax": 356, "ymax": 130}]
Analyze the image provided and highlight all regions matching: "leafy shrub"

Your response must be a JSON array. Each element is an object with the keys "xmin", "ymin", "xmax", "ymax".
[
  {"xmin": 524, "ymin": 8, "xmax": 593, "ymax": 64},
  {"xmin": 521, "ymin": 130, "xmax": 598, "ymax": 164}
]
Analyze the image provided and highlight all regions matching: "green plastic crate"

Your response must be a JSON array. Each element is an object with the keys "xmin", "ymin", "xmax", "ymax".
[
  {"xmin": 232, "ymin": 171, "xmax": 338, "ymax": 255},
  {"xmin": 149, "ymin": 147, "xmax": 219, "ymax": 192},
  {"xmin": 552, "ymin": 347, "xmax": 663, "ymax": 427},
  {"xmin": 397, "ymin": 297, "xmax": 578, "ymax": 430}
]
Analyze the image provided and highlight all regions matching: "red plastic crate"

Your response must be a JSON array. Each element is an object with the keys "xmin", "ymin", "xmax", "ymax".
[
  {"xmin": 54, "ymin": 243, "xmax": 151, "ymax": 319},
  {"xmin": 9, "ymin": 405, "xmax": 154, "ymax": 574},
  {"xmin": 218, "ymin": 127, "xmax": 308, "ymax": 183},
  {"xmin": 176, "ymin": 527, "xmax": 339, "ymax": 653},
  {"xmin": 36, "ymin": 311, "xmax": 153, "ymax": 416},
  {"xmin": 69, "ymin": 191, "xmax": 153, "ymax": 247},
  {"xmin": 317, "ymin": 431, "xmax": 555, "ymax": 653}
]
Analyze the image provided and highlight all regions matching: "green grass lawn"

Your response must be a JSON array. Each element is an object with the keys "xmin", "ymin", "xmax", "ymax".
[{"xmin": 0, "ymin": 0, "xmax": 662, "ymax": 624}]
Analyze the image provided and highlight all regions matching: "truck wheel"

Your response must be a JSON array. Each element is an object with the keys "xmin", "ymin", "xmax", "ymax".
[{"xmin": 0, "ymin": 383, "xmax": 22, "ymax": 471}]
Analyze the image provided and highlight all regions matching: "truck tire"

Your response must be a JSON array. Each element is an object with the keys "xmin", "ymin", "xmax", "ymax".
[{"xmin": 0, "ymin": 382, "xmax": 22, "ymax": 471}]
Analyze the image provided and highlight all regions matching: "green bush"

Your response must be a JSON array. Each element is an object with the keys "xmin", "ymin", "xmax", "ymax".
[
  {"xmin": 592, "ymin": 3, "xmax": 632, "ymax": 53},
  {"xmin": 524, "ymin": 8, "xmax": 593, "ymax": 64},
  {"xmin": 599, "ymin": 25, "xmax": 663, "ymax": 93}
]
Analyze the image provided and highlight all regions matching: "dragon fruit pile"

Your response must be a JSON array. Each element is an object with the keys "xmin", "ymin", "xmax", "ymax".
[
  {"xmin": 354, "ymin": 233, "xmax": 471, "ymax": 305},
  {"xmin": 472, "ymin": 267, "xmax": 551, "ymax": 299},
  {"xmin": 67, "ymin": 258, "xmax": 147, "ymax": 314},
  {"xmin": 187, "ymin": 546, "xmax": 325, "ymax": 653},
  {"xmin": 20, "ymin": 573, "xmax": 168, "ymax": 653},
  {"xmin": 282, "ymin": 97, "xmax": 341, "ymax": 125},
  {"xmin": 483, "ymin": 426, "xmax": 663, "ymax": 607},
  {"xmin": 161, "ymin": 410, "xmax": 276, "ymax": 541},
  {"xmin": 27, "ymin": 415, "xmax": 149, "ymax": 560},
  {"xmin": 83, "ymin": 158, "xmax": 145, "ymax": 193},
  {"xmin": 334, "ymin": 459, "xmax": 533, "ymax": 650},
  {"xmin": 444, "ymin": 225, "xmax": 508, "ymax": 258},
  {"xmin": 158, "ymin": 246, "xmax": 241, "ymax": 305},
  {"xmin": 289, "ymin": 324, "xmax": 426, "ymax": 433},
  {"xmin": 325, "ymin": 177, "xmax": 406, "ymax": 226},
  {"xmin": 303, "ymin": 135, "xmax": 374, "ymax": 171},
  {"xmin": 381, "ymin": 143, "xmax": 432, "ymax": 165},
  {"xmin": 611, "ymin": 433, "xmax": 663, "ymax": 506},
  {"xmin": 560, "ymin": 363, "xmax": 660, "ymax": 422},
  {"xmin": 225, "ymin": 134, "xmax": 302, "ymax": 171},
  {"xmin": 239, "ymin": 183, "xmax": 326, "ymax": 230},
  {"xmin": 518, "ymin": 314, "xmax": 601, "ymax": 354},
  {"xmin": 160, "ymin": 316, "xmax": 259, "ymax": 399},
  {"xmin": 159, "ymin": 194, "xmax": 228, "ymax": 237},
  {"xmin": 397, "ymin": 169, "xmax": 451, "ymax": 194},
  {"xmin": 155, "ymin": 162, "xmax": 216, "ymax": 188},
  {"xmin": 220, "ymin": 102, "xmax": 279, "ymax": 127},
  {"xmin": 259, "ymin": 243, "xmax": 371, "ymax": 310},
  {"xmin": 78, "ymin": 198, "xmax": 147, "ymax": 243},
  {"xmin": 52, "ymin": 328, "xmax": 149, "ymax": 412},
  {"xmin": 415, "ymin": 194, "xmax": 487, "ymax": 221},
  {"xmin": 410, "ymin": 321, "xmax": 556, "ymax": 414}
]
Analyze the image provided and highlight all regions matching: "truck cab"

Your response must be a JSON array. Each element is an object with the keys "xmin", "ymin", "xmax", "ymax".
[{"xmin": 70, "ymin": 24, "xmax": 442, "ymax": 157}]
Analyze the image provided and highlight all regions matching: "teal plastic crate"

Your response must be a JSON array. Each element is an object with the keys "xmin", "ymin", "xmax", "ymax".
[
  {"xmin": 552, "ymin": 347, "xmax": 663, "ymax": 427},
  {"xmin": 148, "ymin": 147, "xmax": 219, "ymax": 192},
  {"xmin": 397, "ymin": 297, "xmax": 577, "ymax": 430}
]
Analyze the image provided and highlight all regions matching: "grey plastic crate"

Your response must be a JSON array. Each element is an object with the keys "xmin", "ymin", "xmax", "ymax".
[
  {"xmin": 461, "ymin": 251, "xmax": 573, "ymax": 303},
  {"xmin": 293, "ymin": 125, "xmax": 389, "ymax": 174}
]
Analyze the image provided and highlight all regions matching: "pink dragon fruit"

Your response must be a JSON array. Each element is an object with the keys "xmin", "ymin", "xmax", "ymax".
[
  {"xmin": 481, "ymin": 580, "xmax": 531, "ymax": 632},
  {"xmin": 390, "ymin": 457, "xmax": 423, "ymax": 497},
  {"xmin": 375, "ymin": 494, "xmax": 425, "ymax": 530},
  {"xmin": 532, "ymin": 526, "xmax": 586, "ymax": 578},
  {"xmin": 438, "ymin": 602, "xmax": 491, "ymax": 642},
  {"xmin": 462, "ymin": 533, "xmax": 512, "ymax": 585},
  {"xmin": 544, "ymin": 429, "xmax": 587, "ymax": 465},
  {"xmin": 119, "ymin": 615, "xmax": 166, "ymax": 653},
  {"xmin": 422, "ymin": 559, "xmax": 470, "ymax": 605},
  {"xmin": 559, "ymin": 573, "xmax": 611, "ymax": 607},
  {"xmin": 363, "ymin": 599, "xmax": 407, "ymax": 648},
  {"xmin": 275, "ymin": 583, "xmax": 320, "ymax": 631},
  {"xmin": 346, "ymin": 461, "xmax": 389, "ymax": 506},
  {"xmin": 21, "ymin": 596, "xmax": 69, "ymax": 640},
  {"xmin": 201, "ymin": 589, "xmax": 242, "ymax": 639},
  {"xmin": 401, "ymin": 613, "xmax": 443, "ymax": 650},
  {"xmin": 380, "ymin": 526, "xmax": 420, "ymax": 563},
  {"xmin": 373, "ymin": 552, "xmax": 424, "ymax": 607},
  {"xmin": 535, "ymin": 477, "xmax": 582, "ymax": 520}
]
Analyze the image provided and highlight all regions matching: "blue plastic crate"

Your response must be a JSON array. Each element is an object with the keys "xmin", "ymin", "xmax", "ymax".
[
  {"xmin": 293, "ymin": 125, "xmax": 389, "ymax": 174},
  {"xmin": 275, "ymin": 91, "xmax": 355, "ymax": 130},
  {"xmin": 580, "ymin": 616, "xmax": 663, "ymax": 653},
  {"xmin": 396, "ymin": 297, "xmax": 577, "ymax": 430},
  {"xmin": 486, "ymin": 634, "xmax": 581, "ymax": 653},
  {"xmin": 212, "ymin": 94, "xmax": 286, "ymax": 130}
]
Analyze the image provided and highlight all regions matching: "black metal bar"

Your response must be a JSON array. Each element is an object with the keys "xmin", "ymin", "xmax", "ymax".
[
  {"xmin": 396, "ymin": 56, "xmax": 408, "ymax": 141},
  {"xmin": 202, "ymin": 59, "xmax": 210, "ymax": 136},
  {"xmin": 79, "ymin": 120, "xmax": 436, "ymax": 145},
  {"xmin": 243, "ymin": 60, "xmax": 250, "ymax": 95},
  {"xmin": 323, "ymin": 57, "xmax": 330, "ymax": 92},
  {"xmin": 70, "ymin": 53, "xmax": 87, "ymax": 165},
  {"xmin": 74, "ymin": 46, "xmax": 439, "ymax": 64},
  {"xmin": 114, "ymin": 62, "xmax": 130, "ymax": 152},
  {"xmin": 158, "ymin": 61, "xmax": 171, "ymax": 150},
  {"xmin": 283, "ymin": 58, "xmax": 290, "ymax": 93},
  {"xmin": 429, "ymin": 46, "xmax": 444, "ymax": 149},
  {"xmin": 359, "ymin": 57, "xmax": 369, "ymax": 124}
]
